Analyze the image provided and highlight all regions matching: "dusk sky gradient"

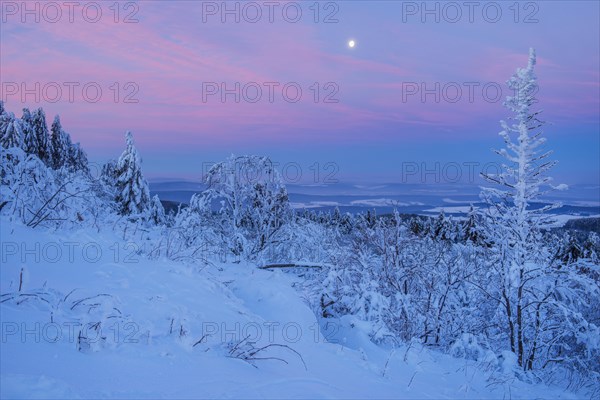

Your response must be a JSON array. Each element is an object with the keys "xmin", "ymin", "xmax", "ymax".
[{"xmin": 1, "ymin": 0, "xmax": 598, "ymax": 186}]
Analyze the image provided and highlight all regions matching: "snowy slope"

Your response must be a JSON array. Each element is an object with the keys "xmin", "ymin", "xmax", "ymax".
[{"xmin": 0, "ymin": 219, "xmax": 578, "ymax": 399}]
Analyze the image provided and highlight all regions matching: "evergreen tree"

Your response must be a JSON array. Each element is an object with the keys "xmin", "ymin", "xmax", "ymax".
[
  {"xmin": 21, "ymin": 108, "xmax": 38, "ymax": 156},
  {"xmin": 68, "ymin": 142, "xmax": 89, "ymax": 172},
  {"xmin": 431, "ymin": 210, "xmax": 452, "ymax": 241},
  {"xmin": 115, "ymin": 131, "xmax": 151, "ymax": 216},
  {"xmin": 149, "ymin": 195, "xmax": 166, "ymax": 225},
  {"xmin": 0, "ymin": 102, "xmax": 7, "ymax": 146},
  {"xmin": 479, "ymin": 49, "xmax": 597, "ymax": 372},
  {"xmin": 0, "ymin": 112, "xmax": 24, "ymax": 149},
  {"xmin": 460, "ymin": 205, "xmax": 482, "ymax": 244},
  {"xmin": 0, "ymin": 101, "xmax": 7, "ymax": 134},
  {"xmin": 101, "ymin": 159, "xmax": 119, "ymax": 188},
  {"xmin": 50, "ymin": 115, "xmax": 72, "ymax": 169},
  {"xmin": 31, "ymin": 108, "xmax": 52, "ymax": 166}
]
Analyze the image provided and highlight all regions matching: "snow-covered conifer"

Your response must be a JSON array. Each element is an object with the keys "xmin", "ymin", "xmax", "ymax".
[
  {"xmin": 31, "ymin": 108, "xmax": 52, "ymax": 165},
  {"xmin": 480, "ymin": 48, "xmax": 598, "ymax": 373},
  {"xmin": 50, "ymin": 115, "xmax": 72, "ymax": 169},
  {"xmin": 21, "ymin": 108, "xmax": 38, "ymax": 156},
  {"xmin": 0, "ymin": 112, "xmax": 24, "ymax": 149},
  {"xmin": 115, "ymin": 131, "xmax": 151, "ymax": 216},
  {"xmin": 68, "ymin": 142, "xmax": 89, "ymax": 172},
  {"xmin": 149, "ymin": 194, "xmax": 166, "ymax": 225}
]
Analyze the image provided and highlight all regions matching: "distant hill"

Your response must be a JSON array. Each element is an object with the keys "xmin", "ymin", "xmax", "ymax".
[{"xmin": 564, "ymin": 217, "xmax": 600, "ymax": 232}]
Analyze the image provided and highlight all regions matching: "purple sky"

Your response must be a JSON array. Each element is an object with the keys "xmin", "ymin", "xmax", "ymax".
[{"xmin": 1, "ymin": 1, "xmax": 598, "ymax": 186}]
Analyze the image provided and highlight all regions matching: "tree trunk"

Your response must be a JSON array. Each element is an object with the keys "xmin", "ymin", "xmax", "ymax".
[{"xmin": 502, "ymin": 288, "xmax": 516, "ymax": 354}]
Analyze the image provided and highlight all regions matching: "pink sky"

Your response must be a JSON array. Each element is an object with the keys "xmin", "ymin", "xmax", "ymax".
[{"xmin": 1, "ymin": 1, "xmax": 598, "ymax": 183}]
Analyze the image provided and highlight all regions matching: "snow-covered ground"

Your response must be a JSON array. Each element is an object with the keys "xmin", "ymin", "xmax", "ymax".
[{"xmin": 0, "ymin": 219, "xmax": 580, "ymax": 399}]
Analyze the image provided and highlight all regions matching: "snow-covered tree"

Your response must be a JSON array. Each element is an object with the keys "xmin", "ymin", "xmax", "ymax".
[
  {"xmin": 115, "ymin": 131, "xmax": 151, "ymax": 216},
  {"xmin": 100, "ymin": 159, "xmax": 119, "ymax": 188},
  {"xmin": 1, "ymin": 147, "xmax": 55, "ymax": 221},
  {"xmin": 68, "ymin": 142, "xmax": 89, "ymax": 172},
  {"xmin": 430, "ymin": 210, "xmax": 455, "ymax": 241},
  {"xmin": 479, "ymin": 48, "xmax": 599, "ymax": 375},
  {"xmin": 0, "ymin": 112, "xmax": 24, "ymax": 149},
  {"xmin": 149, "ymin": 194, "xmax": 166, "ymax": 225},
  {"xmin": 0, "ymin": 102, "xmax": 8, "ymax": 138},
  {"xmin": 0, "ymin": 146, "xmax": 99, "ymax": 228},
  {"xmin": 196, "ymin": 155, "xmax": 292, "ymax": 260},
  {"xmin": 50, "ymin": 115, "xmax": 72, "ymax": 169},
  {"xmin": 31, "ymin": 108, "xmax": 52, "ymax": 165},
  {"xmin": 460, "ymin": 205, "xmax": 484, "ymax": 244},
  {"xmin": 21, "ymin": 108, "xmax": 38, "ymax": 156}
]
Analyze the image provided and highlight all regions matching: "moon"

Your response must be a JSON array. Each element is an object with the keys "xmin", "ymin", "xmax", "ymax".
[{"xmin": 348, "ymin": 40, "xmax": 356, "ymax": 48}]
